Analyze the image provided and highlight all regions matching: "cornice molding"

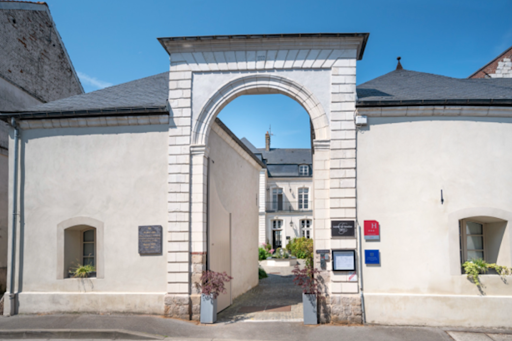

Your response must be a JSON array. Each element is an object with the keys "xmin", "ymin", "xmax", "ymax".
[{"xmin": 159, "ymin": 34, "xmax": 368, "ymax": 60}]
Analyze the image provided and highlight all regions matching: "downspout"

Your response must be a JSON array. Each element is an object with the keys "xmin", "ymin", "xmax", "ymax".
[
  {"xmin": 9, "ymin": 117, "xmax": 20, "ymax": 316},
  {"xmin": 357, "ymin": 222, "xmax": 366, "ymax": 324},
  {"xmin": 355, "ymin": 109, "xmax": 366, "ymax": 324}
]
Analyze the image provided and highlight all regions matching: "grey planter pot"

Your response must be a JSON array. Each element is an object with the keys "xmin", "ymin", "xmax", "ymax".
[
  {"xmin": 200, "ymin": 294, "xmax": 217, "ymax": 324},
  {"xmin": 302, "ymin": 293, "xmax": 317, "ymax": 325}
]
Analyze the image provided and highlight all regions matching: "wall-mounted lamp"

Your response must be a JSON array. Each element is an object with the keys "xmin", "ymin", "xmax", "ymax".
[
  {"xmin": 441, "ymin": 189, "xmax": 444, "ymax": 205},
  {"xmin": 289, "ymin": 220, "xmax": 294, "ymax": 227}
]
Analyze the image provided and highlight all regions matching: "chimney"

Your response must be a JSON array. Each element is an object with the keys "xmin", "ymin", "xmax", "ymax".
[{"xmin": 265, "ymin": 131, "xmax": 270, "ymax": 151}]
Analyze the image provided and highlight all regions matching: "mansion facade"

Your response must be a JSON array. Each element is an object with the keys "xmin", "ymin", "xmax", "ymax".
[{"xmin": 242, "ymin": 135, "xmax": 313, "ymax": 249}]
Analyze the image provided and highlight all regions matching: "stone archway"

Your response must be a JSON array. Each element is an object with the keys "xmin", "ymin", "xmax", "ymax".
[
  {"xmin": 192, "ymin": 74, "xmax": 330, "ymax": 146},
  {"xmin": 160, "ymin": 34, "xmax": 368, "ymax": 323}
]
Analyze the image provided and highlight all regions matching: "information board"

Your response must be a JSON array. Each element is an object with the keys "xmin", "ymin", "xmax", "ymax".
[
  {"xmin": 331, "ymin": 220, "xmax": 355, "ymax": 237},
  {"xmin": 332, "ymin": 250, "xmax": 356, "ymax": 271},
  {"xmin": 138, "ymin": 225, "xmax": 162, "ymax": 255}
]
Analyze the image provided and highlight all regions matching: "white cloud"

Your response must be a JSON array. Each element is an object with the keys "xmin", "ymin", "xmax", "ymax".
[{"xmin": 77, "ymin": 71, "xmax": 113, "ymax": 90}]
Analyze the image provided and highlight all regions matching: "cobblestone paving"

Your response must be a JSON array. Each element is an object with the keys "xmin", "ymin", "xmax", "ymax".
[{"xmin": 217, "ymin": 262, "xmax": 304, "ymax": 322}]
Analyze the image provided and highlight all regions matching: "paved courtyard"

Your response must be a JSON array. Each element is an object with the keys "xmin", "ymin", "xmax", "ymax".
[{"xmin": 217, "ymin": 261, "xmax": 304, "ymax": 322}]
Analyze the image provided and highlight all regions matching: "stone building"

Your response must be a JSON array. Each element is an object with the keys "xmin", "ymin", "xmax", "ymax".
[
  {"xmin": 1, "ymin": 33, "xmax": 512, "ymax": 328},
  {"xmin": 0, "ymin": 0, "xmax": 83, "ymax": 291},
  {"xmin": 242, "ymin": 135, "xmax": 313, "ymax": 249},
  {"xmin": 469, "ymin": 45, "xmax": 512, "ymax": 78}
]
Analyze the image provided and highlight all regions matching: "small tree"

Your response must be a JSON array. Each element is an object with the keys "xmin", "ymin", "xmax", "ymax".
[
  {"xmin": 200, "ymin": 270, "xmax": 233, "ymax": 299},
  {"xmin": 292, "ymin": 263, "xmax": 321, "ymax": 295}
]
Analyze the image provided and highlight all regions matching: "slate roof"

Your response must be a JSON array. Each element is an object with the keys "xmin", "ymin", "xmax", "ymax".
[
  {"xmin": 5, "ymin": 67, "xmax": 512, "ymax": 119},
  {"xmin": 240, "ymin": 138, "xmax": 312, "ymax": 177},
  {"xmin": 1, "ymin": 72, "xmax": 169, "ymax": 118},
  {"xmin": 357, "ymin": 69, "xmax": 512, "ymax": 107},
  {"xmin": 256, "ymin": 148, "xmax": 312, "ymax": 165}
]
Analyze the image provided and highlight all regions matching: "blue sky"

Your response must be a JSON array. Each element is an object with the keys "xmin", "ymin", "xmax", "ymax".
[{"xmin": 45, "ymin": 0, "xmax": 512, "ymax": 148}]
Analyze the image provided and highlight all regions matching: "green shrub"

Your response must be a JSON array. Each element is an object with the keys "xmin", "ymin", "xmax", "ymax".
[
  {"xmin": 463, "ymin": 258, "xmax": 512, "ymax": 287},
  {"xmin": 258, "ymin": 247, "xmax": 271, "ymax": 260},
  {"xmin": 286, "ymin": 237, "xmax": 313, "ymax": 259},
  {"xmin": 71, "ymin": 264, "xmax": 95, "ymax": 278},
  {"xmin": 258, "ymin": 267, "xmax": 268, "ymax": 279},
  {"xmin": 286, "ymin": 237, "xmax": 313, "ymax": 266}
]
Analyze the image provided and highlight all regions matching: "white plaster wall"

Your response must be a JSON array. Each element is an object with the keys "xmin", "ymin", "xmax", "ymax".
[
  {"xmin": 208, "ymin": 127, "xmax": 260, "ymax": 300},
  {"xmin": 358, "ymin": 116, "xmax": 512, "ymax": 327},
  {"xmin": 9, "ymin": 124, "xmax": 168, "ymax": 314},
  {"xmin": 192, "ymin": 70, "xmax": 332, "ymax": 125}
]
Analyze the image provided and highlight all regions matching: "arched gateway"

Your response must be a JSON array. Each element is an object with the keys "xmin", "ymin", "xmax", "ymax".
[{"xmin": 159, "ymin": 34, "xmax": 369, "ymax": 323}]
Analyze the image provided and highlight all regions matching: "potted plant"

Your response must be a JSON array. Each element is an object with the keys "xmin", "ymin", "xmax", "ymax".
[
  {"xmin": 199, "ymin": 270, "xmax": 232, "ymax": 324},
  {"xmin": 68, "ymin": 263, "xmax": 96, "ymax": 278},
  {"xmin": 463, "ymin": 258, "xmax": 512, "ymax": 287},
  {"xmin": 292, "ymin": 263, "xmax": 321, "ymax": 325}
]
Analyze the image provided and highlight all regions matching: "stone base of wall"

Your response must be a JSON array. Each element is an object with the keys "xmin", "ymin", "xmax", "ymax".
[
  {"xmin": 329, "ymin": 294, "xmax": 362, "ymax": 324},
  {"xmin": 190, "ymin": 252, "xmax": 206, "ymax": 321},
  {"xmin": 164, "ymin": 294, "xmax": 190, "ymax": 320},
  {"xmin": 190, "ymin": 294, "xmax": 201, "ymax": 321},
  {"xmin": 165, "ymin": 252, "xmax": 206, "ymax": 321}
]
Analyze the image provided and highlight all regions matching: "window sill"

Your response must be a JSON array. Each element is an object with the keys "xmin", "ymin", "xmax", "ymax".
[{"xmin": 66, "ymin": 271, "xmax": 97, "ymax": 279}]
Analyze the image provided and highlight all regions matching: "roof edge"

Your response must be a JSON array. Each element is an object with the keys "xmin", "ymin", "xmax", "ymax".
[
  {"xmin": 214, "ymin": 117, "xmax": 265, "ymax": 168},
  {"xmin": 0, "ymin": 106, "xmax": 168, "ymax": 120},
  {"xmin": 158, "ymin": 33, "xmax": 370, "ymax": 60}
]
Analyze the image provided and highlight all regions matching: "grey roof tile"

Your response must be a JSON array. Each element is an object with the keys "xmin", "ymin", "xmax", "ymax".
[
  {"xmin": 257, "ymin": 148, "xmax": 312, "ymax": 165},
  {"xmin": 14, "ymin": 72, "xmax": 169, "ymax": 114},
  {"xmin": 357, "ymin": 69, "xmax": 512, "ymax": 105}
]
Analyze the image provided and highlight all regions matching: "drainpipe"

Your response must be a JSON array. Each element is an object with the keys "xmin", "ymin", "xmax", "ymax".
[
  {"xmin": 8, "ymin": 117, "xmax": 20, "ymax": 316},
  {"xmin": 357, "ymin": 222, "xmax": 366, "ymax": 323}
]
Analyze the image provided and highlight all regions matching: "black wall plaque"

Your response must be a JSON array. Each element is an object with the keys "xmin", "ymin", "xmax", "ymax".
[
  {"xmin": 316, "ymin": 249, "xmax": 330, "ymax": 254},
  {"xmin": 139, "ymin": 225, "xmax": 162, "ymax": 255},
  {"xmin": 331, "ymin": 220, "xmax": 355, "ymax": 237}
]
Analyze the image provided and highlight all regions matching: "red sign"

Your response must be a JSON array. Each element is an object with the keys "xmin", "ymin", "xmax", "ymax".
[{"xmin": 364, "ymin": 220, "xmax": 380, "ymax": 240}]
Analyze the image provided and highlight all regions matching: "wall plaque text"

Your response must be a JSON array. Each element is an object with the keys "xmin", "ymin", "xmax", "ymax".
[{"xmin": 138, "ymin": 225, "xmax": 162, "ymax": 255}]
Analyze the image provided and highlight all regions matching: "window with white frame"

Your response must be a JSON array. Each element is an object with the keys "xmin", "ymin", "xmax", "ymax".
[
  {"xmin": 273, "ymin": 219, "xmax": 283, "ymax": 230},
  {"xmin": 272, "ymin": 188, "xmax": 283, "ymax": 211},
  {"xmin": 460, "ymin": 220, "xmax": 485, "ymax": 263},
  {"xmin": 459, "ymin": 218, "xmax": 510, "ymax": 270},
  {"xmin": 82, "ymin": 229, "xmax": 95, "ymax": 266},
  {"xmin": 301, "ymin": 219, "xmax": 312, "ymax": 239},
  {"xmin": 299, "ymin": 165, "xmax": 309, "ymax": 176},
  {"xmin": 63, "ymin": 226, "xmax": 97, "ymax": 278},
  {"xmin": 298, "ymin": 188, "xmax": 309, "ymax": 210}
]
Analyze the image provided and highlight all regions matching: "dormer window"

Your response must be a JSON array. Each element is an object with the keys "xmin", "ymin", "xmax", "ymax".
[{"xmin": 299, "ymin": 165, "xmax": 309, "ymax": 176}]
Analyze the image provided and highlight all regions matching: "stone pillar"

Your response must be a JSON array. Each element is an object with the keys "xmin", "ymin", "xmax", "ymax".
[
  {"xmin": 311, "ymin": 139, "xmax": 331, "ymax": 323},
  {"xmin": 327, "ymin": 58, "xmax": 362, "ymax": 324},
  {"xmin": 165, "ymin": 60, "xmax": 193, "ymax": 319},
  {"xmin": 189, "ymin": 145, "xmax": 209, "ymax": 321}
]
